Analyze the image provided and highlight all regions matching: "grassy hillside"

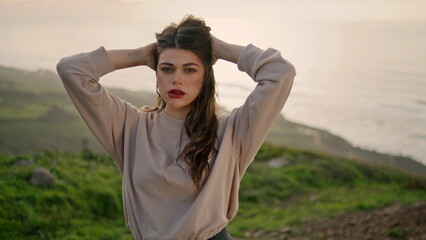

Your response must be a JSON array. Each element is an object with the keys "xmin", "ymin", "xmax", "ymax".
[
  {"xmin": 0, "ymin": 65, "xmax": 156, "ymax": 153},
  {"xmin": 1, "ymin": 145, "xmax": 425, "ymax": 239},
  {"xmin": 268, "ymin": 115, "xmax": 426, "ymax": 175},
  {"xmin": 1, "ymin": 65, "xmax": 425, "ymax": 175}
]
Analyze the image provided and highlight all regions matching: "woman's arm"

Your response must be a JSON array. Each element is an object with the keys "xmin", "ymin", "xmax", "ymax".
[
  {"xmin": 213, "ymin": 37, "xmax": 296, "ymax": 173},
  {"xmin": 57, "ymin": 46, "xmax": 153, "ymax": 173},
  {"xmin": 106, "ymin": 42, "xmax": 157, "ymax": 70},
  {"xmin": 211, "ymin": 36, "xmax": 245, "ymax": 64}
]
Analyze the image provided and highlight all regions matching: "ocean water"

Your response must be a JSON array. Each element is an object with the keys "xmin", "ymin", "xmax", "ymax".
[
  {"xmin": 283, "ymin": 21, "xmax": 426, "ymax": 164},
  {"xmin": 0, "ymin": 5, "xmax": 424, "ymax": 165},
  {"xmin": 214, "ymin": 20, "xmax": 426, "ymax": 164}
]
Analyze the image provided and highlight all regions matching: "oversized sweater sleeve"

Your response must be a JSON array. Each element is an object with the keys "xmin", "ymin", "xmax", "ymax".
[
  {"xmin": 231, "ymin": 44, "xmax": 296, "ymax": 173},
  {"xmin": 56, "ymin": 47, "xmax": 139, "ymax": 173}
]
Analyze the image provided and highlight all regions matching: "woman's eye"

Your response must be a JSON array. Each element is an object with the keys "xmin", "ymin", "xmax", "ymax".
[
  {"xmin": 161, "ymin": 67, "xmax": 173, "ymax": 73},
  {"xmin": 185, "ymin": 68, "xmax": 196, "ymax": 73}
]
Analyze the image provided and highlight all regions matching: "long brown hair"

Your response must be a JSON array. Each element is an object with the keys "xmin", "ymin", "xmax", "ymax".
[{"xmin": 151, "ymin": 15, "xmax": 218, "ymax": 190}]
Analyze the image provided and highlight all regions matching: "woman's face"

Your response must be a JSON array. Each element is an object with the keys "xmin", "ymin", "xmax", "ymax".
[{"xmin": 156, "ymin": 48, "xmax": 205, "ymax": 120}]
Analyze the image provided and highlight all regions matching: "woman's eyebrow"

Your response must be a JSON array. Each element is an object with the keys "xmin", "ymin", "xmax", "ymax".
[
  {"xmin": 159, "ymin": 62, "xmax": 199, "ymax": 67},
  {"xmin": 159, "ymin": 62, "xmax": 174, "ymax": 66},
  {"xmin": 183, "ymin": 63, "xmax": 199, "ymax": 67}
]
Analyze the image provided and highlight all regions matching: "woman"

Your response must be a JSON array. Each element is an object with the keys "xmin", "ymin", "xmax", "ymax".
[{"xmin": 57, "ymin": 15, "xmax": 295, "ymax": 240}]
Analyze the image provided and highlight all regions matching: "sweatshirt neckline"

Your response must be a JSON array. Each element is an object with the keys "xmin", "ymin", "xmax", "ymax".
[{"xmin": 159, "ymin": 110, "xmax": 185, "ymax": 126}]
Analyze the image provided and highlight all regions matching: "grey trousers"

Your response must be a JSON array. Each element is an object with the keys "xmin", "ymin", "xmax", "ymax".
[
  {"xmin": 134, "ymin": 227, "xmax": 232, "ymax": 240},
  {"xmin": 208, "ymin": 227, "xmax": 232, "ymax": 240}
]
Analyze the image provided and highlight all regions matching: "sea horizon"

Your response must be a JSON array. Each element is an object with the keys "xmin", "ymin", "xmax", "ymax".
[{"xmin": 1, "ymin": 1, "xmax": 425, "ymax": 165}]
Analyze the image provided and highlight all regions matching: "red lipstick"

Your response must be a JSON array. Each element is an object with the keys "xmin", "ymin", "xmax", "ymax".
[{"xmin": 168, "ymin": 89, "xmax": 185, "ymax": 98}]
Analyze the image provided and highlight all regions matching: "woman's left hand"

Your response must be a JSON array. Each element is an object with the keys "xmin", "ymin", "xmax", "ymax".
[{"xmin": 211, "ymin": 35, "xmax": 244, "ymax": 64}]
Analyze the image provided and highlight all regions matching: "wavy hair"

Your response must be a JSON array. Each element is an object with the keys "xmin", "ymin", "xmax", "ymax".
[{"xmin": 149, "ymin": 15, "xmax": 218, "ymax": 190}]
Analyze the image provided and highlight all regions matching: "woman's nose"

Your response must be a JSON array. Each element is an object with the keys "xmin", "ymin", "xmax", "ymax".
[{"xmin": 172, "ymin": 71, "xmax": 183, "ymax": 85}]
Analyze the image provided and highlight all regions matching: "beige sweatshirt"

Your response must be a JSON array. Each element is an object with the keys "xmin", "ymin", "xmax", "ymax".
[{"xmin": 57, "ymin": 44, "xmax": 295, "ymax": 240}]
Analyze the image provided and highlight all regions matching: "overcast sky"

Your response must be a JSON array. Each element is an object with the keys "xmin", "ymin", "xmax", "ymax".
[{"xmin": 1, "ymin": 0, "xmax": 425, "ymax": 67}]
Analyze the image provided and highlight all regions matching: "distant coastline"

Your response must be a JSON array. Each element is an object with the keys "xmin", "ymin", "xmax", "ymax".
[{"xmin": 0, "ymin": 64, "xmax": 425, "ymax": 175}]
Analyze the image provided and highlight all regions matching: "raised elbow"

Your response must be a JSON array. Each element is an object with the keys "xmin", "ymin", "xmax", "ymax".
[
  {"xmin": 56, "ymin": 57, "xmax": 70, "ymax": 80},
  {"xmin": 283, "ymin": 59, "xmax": 297, "ymax": 80},
  {"xmin": 56, "ymin": 56, "xmax": 81, "ymax": 87}
]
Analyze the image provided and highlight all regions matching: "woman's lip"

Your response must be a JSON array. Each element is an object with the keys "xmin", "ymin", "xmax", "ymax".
[{"xmin": 168, "ymin": 89, "xmax": 185, "ymax": 98}]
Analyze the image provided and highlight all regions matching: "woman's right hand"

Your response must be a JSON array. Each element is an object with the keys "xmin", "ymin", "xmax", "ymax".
[{"xmin": 138, "ymin": 42, "xmax": 157, "ymax": 70}]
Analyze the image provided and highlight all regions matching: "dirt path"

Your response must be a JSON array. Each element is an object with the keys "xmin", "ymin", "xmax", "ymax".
[{"xmin": 239, "ymin": 201, "xmax": 426, "ymax": 240}]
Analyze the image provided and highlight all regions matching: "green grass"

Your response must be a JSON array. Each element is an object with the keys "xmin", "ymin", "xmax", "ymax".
[
  {"xmin": 388, "ymin": 228, "xmax": 408, "ymax": 239},
  {"xmin": 230, "ymin": 183, "xmax": 426, "ymax": 236},
  {"xmin": 1, "ymin": 144, "xmax": 425, "ymax": 239},
  {"xmin": 0, "ymin": 151, "xmax": 132, "ymax": 240},
  {"xmin": 227, "ymin": 144, "xmax": 426, "ymax": 237}
]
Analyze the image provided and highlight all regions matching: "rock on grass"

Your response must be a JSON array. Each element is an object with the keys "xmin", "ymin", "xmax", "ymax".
[{"xmin": 30, "ymin": 167, "xmax": 55, "ymax": 186}]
